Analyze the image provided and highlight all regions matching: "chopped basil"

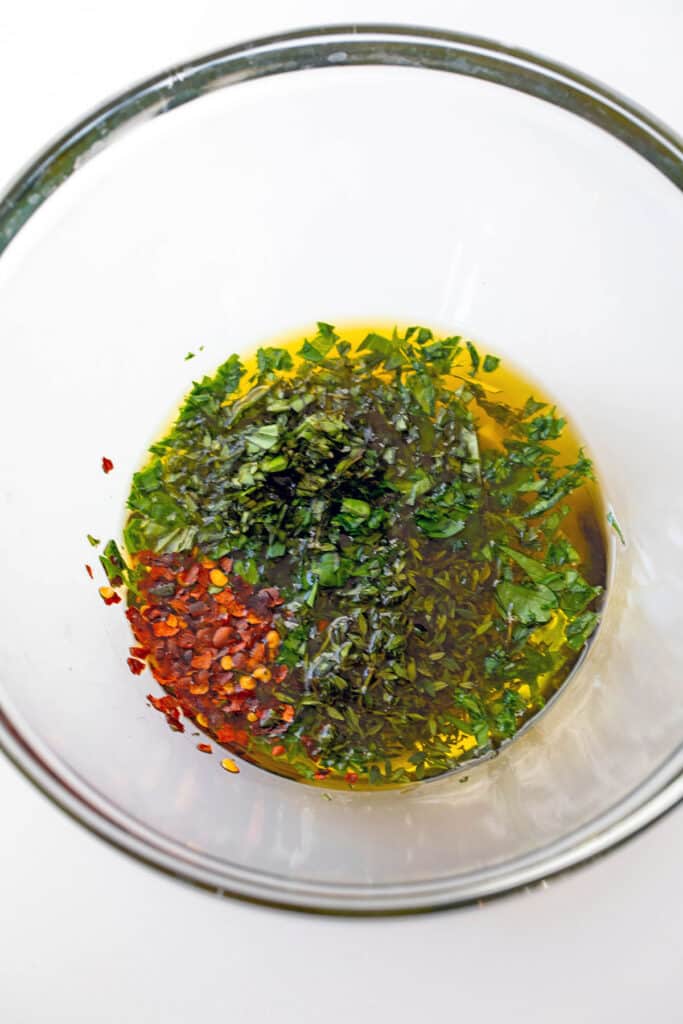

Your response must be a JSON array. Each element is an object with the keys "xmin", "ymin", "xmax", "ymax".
[{"xmin": 119, "ymin": 324, "xmax": 606, "ymax": 784}]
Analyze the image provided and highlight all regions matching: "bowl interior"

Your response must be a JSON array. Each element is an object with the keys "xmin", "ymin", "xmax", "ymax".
[{"xmin": 1, "ymin": 45, "xmax": 682, "ymax": 908}]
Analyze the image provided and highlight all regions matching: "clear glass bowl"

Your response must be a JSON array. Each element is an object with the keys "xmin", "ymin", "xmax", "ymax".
[{"xmin": 1, "ymin": 25, "xmax": 681, "ymax": 913}]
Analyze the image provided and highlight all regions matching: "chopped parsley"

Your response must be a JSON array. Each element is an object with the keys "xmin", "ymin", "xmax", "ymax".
[{"xmin": 118, "ymin": 324, "xmax": 607, "ymax": 785}]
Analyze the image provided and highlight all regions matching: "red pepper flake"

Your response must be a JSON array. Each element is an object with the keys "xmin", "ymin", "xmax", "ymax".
[
  {"xmin": 190, "ymin": 651, "xmax": 213, "ymax": 670},
  {"xmin": 197, "ymin": 743, "xmax": 212, "ymax": 754},
  {"xmin": 152, "ymin": 619, "xmax": 179, "ymax": 637},
  {"xmin": 344, "ymin": 771, "xmax": 359, "ymax": 785},
  {"xmin": 216, "ymin": 724, "xmax": 236, "ymax": 743},
  {"xmin": 123, "ymin": 551, "xmax": 292, "ymax": 762},
  {"xmin": 212, "ymin": 626, "xmax": 231, "ymax": 648},
  {"xmin": 189, "ymin": 679, "xmax": 209, "ymax": 695},
  {"xmin": 147, "ymin": 693, "xmax": 180, "ymax": 715},
  {"xmin": 85, "ymin": 563, "xmax": 94, "ymax": 579},
  {"xmin": 127, "ymin": 657, "xmax": 146, "ymax": 675},
  {"xmin": 101, "ymin": 456, "xmax": 114, "ymax": 473},
  {"xmin": 147, "ymin": 692, "xmax": 185, "ymax": 733}
]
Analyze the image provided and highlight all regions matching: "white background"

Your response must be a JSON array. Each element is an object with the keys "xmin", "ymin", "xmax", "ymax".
[{"xmin": 1, "ymin": 2, "xmax": 681, "ymax": 1021}]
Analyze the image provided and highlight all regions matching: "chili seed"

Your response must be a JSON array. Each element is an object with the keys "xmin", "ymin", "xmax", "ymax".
[{"xmin": 209, "ymin": 569, "xmax": 228, "ymax": 588}]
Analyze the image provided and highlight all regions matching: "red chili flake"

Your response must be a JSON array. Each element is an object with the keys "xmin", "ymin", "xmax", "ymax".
[
  {"xmin": 216, "ymin": 724, "xmax": 237, "ymax": 743},
  {"xmin": 147, "ymin": 692, "xmax": 185, "ymax": 733},
  {"xmin": 178, "ymin": 564, "xmax": 199, "ymax": 587},
  {"xmin": 124, "ymin": 552, "xmax": 292, "ymax": 765},
  {"xmin": 190, "ymin": 651, "xmax": 213, "ymax": 670},
  {"xmin": 101, "ymin": 456, "xmax": 114, "ymax": 473},
  {"xmin": 152, "ymin": 619, "xmax": 179, "ymax": 637},
  {"xmin": 85, "ymin": 564, "xmax": 94, "ymax": 579},
  {"xmin": 127, "ymin": 657, "xmax": 146, "ymax": 676},
  {"xmin": 212, "ymin": 626, "xmax": 231, "ymax": 648},
  {"xmin": 345, "ymin": 771, "xmax": 359, "ymax": 785},
  {"xmin": 147, "ymin": 694, "xmax": 179, "ymax": 715},
  {"xmin": 197, "ymin": 743, "xmax": 212, "ymax": 754}
]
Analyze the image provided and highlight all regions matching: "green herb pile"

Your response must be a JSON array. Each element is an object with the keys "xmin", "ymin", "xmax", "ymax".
[{"xmin": 122, "ymin": 324, "xmax": 605, "ymax": 784}]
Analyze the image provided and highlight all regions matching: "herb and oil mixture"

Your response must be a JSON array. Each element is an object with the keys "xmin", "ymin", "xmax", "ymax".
[{"xmin": 102, "ymin": 324, "xmax": 606, "ymax": 787}]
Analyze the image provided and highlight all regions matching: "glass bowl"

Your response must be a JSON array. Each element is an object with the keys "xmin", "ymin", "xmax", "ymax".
[{"xmin": 1, "ymin": 25, "xmax": 681, "ymax": 914}]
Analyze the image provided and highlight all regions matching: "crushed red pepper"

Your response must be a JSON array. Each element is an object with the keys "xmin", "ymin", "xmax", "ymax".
[
  {"xmin": 126, "ymin": 551, "xmax": 291, "ymax": 767},
  {"xmin": 85, "ymin": 564, "xmax": 94, "ymax": 579},
  {"xmin": 102, "ymin": 456, "xmax": 114, "ymax": 474},
  {"xmin": 146, "ymin": 692, "xmax": 184, "ymax": 732}
]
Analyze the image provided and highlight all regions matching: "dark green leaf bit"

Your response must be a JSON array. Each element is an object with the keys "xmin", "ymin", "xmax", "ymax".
[{"xmin": 122, "ymin": 325, "xmax": 605, "ymax": 785}]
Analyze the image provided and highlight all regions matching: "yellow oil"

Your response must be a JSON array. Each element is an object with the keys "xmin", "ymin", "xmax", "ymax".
[
  {"xmin": 236, "ymin": 321, "xmax": 606, "ymax": 585},
  {"xmin": 229, "ymin": 323, "xmax": 607, "ymax": 788},
  {"xmin": 132, "ymin": 323, "xmax": 607, "ymax": 789}
]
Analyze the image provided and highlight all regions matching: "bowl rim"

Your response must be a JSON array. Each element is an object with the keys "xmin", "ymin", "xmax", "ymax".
[{"xmin": 1, "ymin": 23, "xmax": 681, "ymax": 914}]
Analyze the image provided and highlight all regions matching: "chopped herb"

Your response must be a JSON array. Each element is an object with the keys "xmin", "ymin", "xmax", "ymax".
[
  {"xmin": 112, "ymin": 324, "xmax": 606, "ymax": 786},
  {"xmin": 495, "ymin": 580, "xmax": 558, "ymax": 625},
  {"xmin": 256, "ymin": 346, "xmax": 294, "ymax": 377},
  {"xmin": 99, "ymin": 539, "xmax": 126, "ymax": 587},
  {"xmin": 466, "ymin": 341, "xmax": 480, "ymax": 375},
  {"xmin": 565, "ymin": 610, "xmax": 600, "ymax": 651},
  {"xmin": 607, "ymin": 509, "xmax": 626, "ymax": 546}
]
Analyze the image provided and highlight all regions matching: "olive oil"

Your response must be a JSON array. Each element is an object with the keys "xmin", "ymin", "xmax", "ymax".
[
  {"xmin": 238, "ymin": 323, "xmax": 606, "ymax": 591},
  {"xmin": 118, "ymin": 323, "xmax": 607, "ymax": 787}
]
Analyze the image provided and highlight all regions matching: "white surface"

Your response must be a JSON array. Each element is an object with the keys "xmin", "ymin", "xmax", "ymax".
[{"xmin": 1, "ymin": 0, "xmax": 681, "ymax": 1018}]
